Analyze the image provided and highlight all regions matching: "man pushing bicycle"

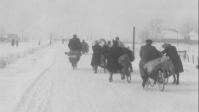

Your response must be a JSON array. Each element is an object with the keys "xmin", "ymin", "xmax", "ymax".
[{"xmin": 68, "ymin": 34, "xmax": 82, "ymax": 67}]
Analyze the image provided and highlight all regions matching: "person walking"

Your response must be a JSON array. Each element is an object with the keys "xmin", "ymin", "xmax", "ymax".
[
  {"xmin": 91, "ymin": 40, "xmax": 102, "ymax": 73},
  {"xmin": 106, "ymin": 39, "xmax": 124, "ymax": 81},
  {"xmin": 81, "ymin": 40, "xmax": 89, "ymax": 54},
  {"xmin": 161, "ymin": 43, "xmax": 184, "ymax": 85},
  {"xmin": 115, "ymin": 37, "xmax": 124, "ymax": 48}
]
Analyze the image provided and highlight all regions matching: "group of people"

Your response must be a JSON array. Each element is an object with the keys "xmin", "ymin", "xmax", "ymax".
[
  {"xmin": 139, "ymin": 39, "xmax": 184, "ymax": 88},
  {"xmin": 91, "ymin": 37, "xmax": 135, "ymax": 82},
  {"xmin": 67, "ymin": 34, "xmax": 184, "ymax": 88}
]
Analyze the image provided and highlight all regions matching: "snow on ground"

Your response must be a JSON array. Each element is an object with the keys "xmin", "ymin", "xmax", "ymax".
[
  {"xmin": 0, "ymin": 43, "xmax": 57, "ymax": 112},
  {"xmin": 0, "ymin": 41, "xmax": 198, "ymax": 112}
]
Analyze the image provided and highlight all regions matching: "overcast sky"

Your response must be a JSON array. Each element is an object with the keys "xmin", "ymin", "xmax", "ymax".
[{"xmin": 0, "ymin": 0, "xmax": 198, "ymax": 41}]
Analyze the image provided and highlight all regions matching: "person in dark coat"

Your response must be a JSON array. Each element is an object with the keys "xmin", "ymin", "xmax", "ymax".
[
  {"xmin": 100, "ymin": 41, "xmax": 110, "ymax": 67},
  {"xmin": 68, "ymin": 34, "xmax": 82, "ymax": 62},
  {"xmin": 11, "ymin": 39, "xmax": 15, "ymax": 47},
  {"xmin": 107, "ymin": 40, "xmax": 124, "ymax": 82},
  {"xmin": 81, "ymin": 40, "xmax": 89, "ymax": 54},
  {"xmin": 91, "ymin": 41, "xmax": 102, "ymax": 73},
  {"xmin": 139, "ymin": 39, "xmax": 162, "ymax": 88},
  {"xmin": 161, "ymin": 43, "xmax": 184, "ymax": 85}
]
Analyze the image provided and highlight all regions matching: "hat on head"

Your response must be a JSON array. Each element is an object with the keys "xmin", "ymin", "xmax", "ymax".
[
  {"xmin": 162, "ymin": 43, "xmax": 169, "ymax": 48},
  {"xmin": 146, "ymin": 39, "xmax": 153, "ymax": 44},
  {"xmin": 116, "ymin": 37, "xmax": 119, "ymax": 41}
]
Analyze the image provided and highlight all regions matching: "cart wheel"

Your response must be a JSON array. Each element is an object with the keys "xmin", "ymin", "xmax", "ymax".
[
  {"xmin": 157, "ymin": 70, "xmax": 165, "ymax": 91},
  {"xmin": 127, "ymin": 67, "xmax": 131, "ymax": 83},
  {"xmin": 144, "ymin": 78, "xmax": 149, "ymax": 91},
  {"xmin": 164, "ymin": 70, "xmax": 169, "ymax": 85}
]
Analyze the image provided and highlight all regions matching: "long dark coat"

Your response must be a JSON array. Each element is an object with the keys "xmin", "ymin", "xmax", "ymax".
[
  {"xmin": 139, "ymin": 44, "xmax": 162, "ymax": 76},
  {"xmin": 101, "ymin": 45, "xmax": 110, "ymax": 60},
  {"xmin": 81, "ymin": 41, "xmax": 89, "ymax": 53},
  {"xmin": 91, "ymin": 45, "xmax": 102, "ymax": 66},
  {"xmin": 106, "ymin": 42, "xmax": 124, "ymax": 73},
  {"xmin": 161, "ymin": 45, "xmax": 184, "ymax": 74}
]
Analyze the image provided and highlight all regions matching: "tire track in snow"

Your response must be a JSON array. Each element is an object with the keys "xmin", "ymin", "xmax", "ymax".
[{"xmin": 13, "ymin": 49, "xmax": 57, "ymax": 112}]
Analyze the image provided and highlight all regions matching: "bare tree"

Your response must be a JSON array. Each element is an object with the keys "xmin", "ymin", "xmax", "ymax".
[
  {"xmin": 179, "ymin": 20, "xmax": 198, "ymax": 38},
  {"xmin": 148, "ymin": 19, "xmax": 164, "ymax": 39},
  {"xmin": 0, "ymin": 26, "xmax": 6, "ymax": 39}
]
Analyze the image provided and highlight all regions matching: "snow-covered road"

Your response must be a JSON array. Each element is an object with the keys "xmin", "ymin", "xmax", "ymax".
[{"xmin": 1, "ymin": 43, "xmax": 198, "ymax": 112}]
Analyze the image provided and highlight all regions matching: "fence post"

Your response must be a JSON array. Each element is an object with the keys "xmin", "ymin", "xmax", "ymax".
[
  {"xmin": 187, "ymin": 55, "xmax": 189, "ymax": 62},
  {"xmin": 192, "ymin": 55, "xmax": 194, "ymax": 64}
]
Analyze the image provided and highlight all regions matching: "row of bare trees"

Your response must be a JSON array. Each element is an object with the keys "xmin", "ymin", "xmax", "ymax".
[{"xmin": 139, "ymin": 19, "xmax": 198, "ymax": 42}]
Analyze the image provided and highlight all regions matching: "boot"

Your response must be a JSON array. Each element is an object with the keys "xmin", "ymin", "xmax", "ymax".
[
  {"xmin": 109, "ymin": 73, "xmax": 113, "ymax": 82},
  {"xmin": 141, "ymin": 76, "xmax": 147, "ymax": 88},
  {"xmin": 176, "ymin": 73, "xmax": 179, "ymax": 85},
  {"xmin": 172, "ymin": 74, "xmax": 176, "ymax": 84},
  {"xmin": 121, "ymin": 74, "xmax": 125, "ymax": 80},
  {"xmin": 94, "ymin": 65, "xmax": 98, "ymax": 73}
]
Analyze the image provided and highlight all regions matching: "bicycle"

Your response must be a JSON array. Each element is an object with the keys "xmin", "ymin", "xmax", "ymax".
[
  {"xmin": 143, "ymin": 57, "xmax": 175, "ymax": 91},
  {"xmin": 118, "ymin": 54, "xmax": 132, "ymax": 83},
  {"xmin": 69, "ymin": 55, "xmax": 77, "ymax": 69},
  {"xmin": 144, "ymin": 69, "xmax": 165, "ymax": 91},
  {"xmin": 65, "ymin": 52, "xmax": 77, "ymax": 70}
]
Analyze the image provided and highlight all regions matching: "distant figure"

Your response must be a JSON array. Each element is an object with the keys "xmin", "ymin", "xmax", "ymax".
[
  {"xmin": 16, "ymin": 40, "xmax": 19, "ymax": 47},
  {"xmin": 11, "ymin": 39, "xmax": 15, "ymax": 47},
  {"xmin": 107, "ymin": 40, "xmax": 112, "ymax": 48},
  {"xmin": 81, "ymin": 40, "xmax": 89, "ymax": 54},
  {"xmin": 38, "ymin": 41, "xmax": 41, "ymax": 46},
  {"xmin": 115, "ymin": 37, "xmax": 124, "ymax": 47}
]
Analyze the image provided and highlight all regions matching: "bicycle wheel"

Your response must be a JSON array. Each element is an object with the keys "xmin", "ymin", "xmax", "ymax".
[
  {"xmin": 127, "ymin": 67, "xmax": 131, "ymax": 83},
  {"xmin": 157, "ymin": 70, "xmax": 165, "ymax": 91}
]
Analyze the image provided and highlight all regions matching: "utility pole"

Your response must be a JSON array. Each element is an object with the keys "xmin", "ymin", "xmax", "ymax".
[
  {"xmin": 133, "ymin": 27, "xmax": 135, "ymax": 52},
  {"xmin": 177, "ymin": 31, "xmax": 178, "ymax": 45}
]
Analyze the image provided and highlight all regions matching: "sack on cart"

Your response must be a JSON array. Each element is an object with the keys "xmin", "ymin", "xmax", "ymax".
[
  {"xmin": 118, "ymin": 54, "xmax": 131, "ymax": 75},
  {"xmin": 118, "ymin": 54, "xmax": 131, "ymax": 67},
  {"xmin": 143, "ymin": 57, "xmax": 170, "ymax": 74}
]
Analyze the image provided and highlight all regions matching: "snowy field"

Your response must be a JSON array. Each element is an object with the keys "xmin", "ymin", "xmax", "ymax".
[
  {"xmin": 0, "ymin": 41, "xmax": 198, "ymax": 112},
  {"xmin": 0, "ymin": 40, "xmax": 50, "ymax": 57}
]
